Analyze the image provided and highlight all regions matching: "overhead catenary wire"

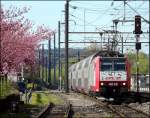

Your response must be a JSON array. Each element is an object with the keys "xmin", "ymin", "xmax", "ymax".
[
  {"xmin": 126, "ymin": 2, "xmax": 149, "ymax": 24},
  {"xmin": 69, "ymin": 2, "xmax": 124, "ymax": 31},
  {"xmin": 69, "ymin": 1, "xmax": 148, "ymax": 32},
  {"xmin": 60, "ymin": 1, "xmax": 149, "ymax": 54}
]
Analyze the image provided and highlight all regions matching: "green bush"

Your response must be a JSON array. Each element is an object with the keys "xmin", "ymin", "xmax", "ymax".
[{"xmin": 0, "ymin": 76, "xmax": 18, "ymax": 99}]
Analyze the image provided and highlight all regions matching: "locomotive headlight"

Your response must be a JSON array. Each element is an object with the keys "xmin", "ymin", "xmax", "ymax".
[
  {"xmin": 101, "ymin": 82, "xmax": 104, "ymax": 86},
  {"xmin": 123, "ymin": 82, "xmax": 126, "ymax": 85}
]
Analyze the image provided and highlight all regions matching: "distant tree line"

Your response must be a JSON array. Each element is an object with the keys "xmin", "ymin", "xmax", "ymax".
[{"xmin": 127, "ymin": 52, "xmax": 149, "ymax": 74}]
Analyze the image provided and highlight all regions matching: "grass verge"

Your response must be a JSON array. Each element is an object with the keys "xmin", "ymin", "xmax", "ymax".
[
  {"xmin": 0, "ymin": 79, "xmax": 18, "ymax": 99},
  {"xmin": 29, "ymin": 91, "xmax": 64, "ymax": 106}
]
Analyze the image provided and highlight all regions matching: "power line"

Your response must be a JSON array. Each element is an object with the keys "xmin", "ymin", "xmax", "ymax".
[
  {"xmin": 126, "ymin": 2, "xmax": 149, "ymax": 24},
  {"xmin": 60, "ymin": 41, "xmax": 149, "ymax": 44},
  {"xmin": 69, "ymin": 31, "xmax": 149, "ymax": 34}
]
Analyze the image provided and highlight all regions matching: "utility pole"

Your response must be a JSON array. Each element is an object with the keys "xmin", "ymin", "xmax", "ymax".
[
  {"xmin": 84, "ymin": 9, "xmax": 86, "ymax": 40},
  {"xmin": 58, "ymin": 21, "xmax": 61, "ymax": 90},
  {"xmin": 148, "ymin": 0, "xmax": 150, "ymax": 96},
  {"xmin": 60, "ymin": 62, "xmax": 62, "ymax": 90},
  {"xmin": 65, "ymin": 0, "xmax": 69, "ymax": 93},
  {"xmin": 53, "ymin": 33, "xmax": 56, "ymax": 87},
  {"xmin": 48, "ymin": 36, "xmax": 51, "ymax": 86},
  {"xmin": 123, "ymin": 0, "xmax": 126, "ymax": 21},
  {"xmin": 0, "ymin": 28, "xmax": 2, "ymax": 75},
  {"xmin": 99, "ymin": 33, "xmax": 103, "ymax": 50},
  {"xmin": 77, "ymin": 50, "xmax": 80, "ymax": 62},
  {"xmin": 121, "ymin": 36, "xmax": 124, "ymax": 54},
  {"xmin": 0, "ymin": 35, "xmax": 2, "ymax": 98},
  {"xmin": 0, "ymin": 38, "xmax": 2, "ymax": 74},
  {"xmin": 39, "ymin": 48, "xmax": 41, "ymax": 78},
  {"xmin": 42, "ymin": 44, "xmax": 44, "ymax": 81},
  {"xmin": 113, "ymin": 20, "xmax": 119, "ymax": 51},
  {"xmin": 21, "ymin": 63, "xmax": 24, "ymax": 80},
  {"xmin": 45, "ymin": 56, "xmax": 48, "ymax": 83}
]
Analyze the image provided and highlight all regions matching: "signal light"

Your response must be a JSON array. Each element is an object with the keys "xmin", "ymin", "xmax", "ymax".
[{"xmin": 134, "ymin": 15, "xmax": 142, "ymax": 34}]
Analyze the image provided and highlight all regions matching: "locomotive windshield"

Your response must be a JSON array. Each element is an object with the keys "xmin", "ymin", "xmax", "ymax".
[{"xmin": 101, "ymin": 58, "xmax": 126, "ymax": 71}]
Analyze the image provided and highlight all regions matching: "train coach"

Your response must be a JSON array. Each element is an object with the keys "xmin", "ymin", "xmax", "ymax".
[{"xmin": 69, "ymin": 50, "xmax": 131, "ymax": 98}]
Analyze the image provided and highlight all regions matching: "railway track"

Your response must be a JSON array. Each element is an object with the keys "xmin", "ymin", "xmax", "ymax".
[
  {"xmin": 46, "ymin": 104, "xmax": 71, "ymax": 118},
  {"xmin": 70, "ymin": 105, "xmax": 117, "ymax": 118},
  {"xmin": 34, "ymin": 100, "xmax": 72, "ymax": 118},
  {"xmin": 34, "ymin": 103, "xmax": 71, "ymax": 118},
  {"xmin": 36, "ymin": 103, "xmax": 53, "ymax": 118},
  {"xmin": 108, "ymin": 104, "xmax": 149, "ymax": 118},
  {"xmin": 60, "ymin": 92, "xmax": 118, "ymax": 117},
  {"xmin": 34, "ymin": 91, "xmax": 149, "ymax": 118},
  {"xmin": 75, "ymin": 91, "xmax": 150, "ymax": 118}
]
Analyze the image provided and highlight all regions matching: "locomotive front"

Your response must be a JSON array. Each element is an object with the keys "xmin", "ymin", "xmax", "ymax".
[{"xmin": 99, "ymin": 57, "xmax": 130, "ymax": 97}]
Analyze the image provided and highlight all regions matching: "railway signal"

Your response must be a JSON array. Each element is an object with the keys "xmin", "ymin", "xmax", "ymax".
[
  {"xmin": 134, "ymin": 15, "xmax": 142, "ymax": 34},
  {"xmin": 134, "ymin": 15, "xmax": 142, "ymax": 100}
]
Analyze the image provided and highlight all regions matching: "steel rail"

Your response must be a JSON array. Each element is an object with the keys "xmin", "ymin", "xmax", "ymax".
[
  {"xmin": 74, "ymin": 91, "xmax": 149, "ymax": 117},
  {"xmin": 36, "ymin": 103, "xmax": 53, "ymax": 118},
  {"xmin": 107, "ymin": 105, "xmax": 125, "ymax": 117},
  {"xmin": 127, "ymin": 105, "xmax": 150, "ymax": 117},
  {"xmin": 65, "ymin": 102, "xmax": 72, "ymax": 118},
  {"xmin": 74, "ymin": 92, "xmax": 122, "ymax": 117},
  {"xmin": 51, "ymin": 92, "xmax": 73, "ymax": 118},
  {"xmin": 108, "ymin": 104, "xmax": 150, "ymax": 118}
]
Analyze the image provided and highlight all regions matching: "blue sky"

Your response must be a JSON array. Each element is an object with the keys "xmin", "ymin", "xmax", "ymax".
[
  {"xmin": 1, "ymin": 1, "xmax": 149, "ymax": 54},
  {"xmin": 1, "ymin": 1, "xmax": 65, "ymax": 29}
]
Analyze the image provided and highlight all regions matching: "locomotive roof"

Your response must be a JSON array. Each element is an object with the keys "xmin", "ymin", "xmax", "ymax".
[
  {"xmin": 93, "ymin": 50, "xmax": 124, "ymax": 58},
  {"xmin": 69, "ymin": 50, "xmax": 125, "ymax": 70}
]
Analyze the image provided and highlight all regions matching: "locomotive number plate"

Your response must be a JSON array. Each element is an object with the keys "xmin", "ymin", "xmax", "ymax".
[{"xmin": 108, "ymin": 83, "xmax": 118, "ymax": 86}]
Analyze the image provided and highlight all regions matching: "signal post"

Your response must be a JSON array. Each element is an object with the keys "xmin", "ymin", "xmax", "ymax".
[{"xmin": 134, "ymin": 15, "xmax": 142, "ymax": 101}]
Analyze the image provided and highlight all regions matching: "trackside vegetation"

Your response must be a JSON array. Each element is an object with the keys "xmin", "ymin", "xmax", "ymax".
[{"xmin": 29, "ymin": 91, "xmax": 63, "ymax": 106}]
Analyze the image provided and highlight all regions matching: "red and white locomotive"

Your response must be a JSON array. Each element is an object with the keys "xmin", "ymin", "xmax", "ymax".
[{"xmin": 69, "ymin": 50, "xmax": 131, "ymax": 97}]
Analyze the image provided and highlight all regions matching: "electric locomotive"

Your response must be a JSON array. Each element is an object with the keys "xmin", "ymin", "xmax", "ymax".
[{"xmin": 69, "ymin": 50, "xmax": 131, "ymax": 98}]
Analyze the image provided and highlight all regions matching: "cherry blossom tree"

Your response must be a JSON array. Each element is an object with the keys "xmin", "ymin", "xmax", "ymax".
[{"xmin": 0, "ymin": 6, "xmax": 53, "ymax": 75}]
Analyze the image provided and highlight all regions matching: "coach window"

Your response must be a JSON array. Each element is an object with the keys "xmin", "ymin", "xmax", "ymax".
[
  {"xmin": 76, "ymin": 64, "xmax": 80, "ymax": 70},
  {"xmin": 84, "ymin": 59, "xmax": 89, "ymax": 68},
  {"xmin": 78, "ymin": 62, "xmax": 82, "ymax": 69},
  {"xmin": 73, "ymin": 65, "xmax": 76, "ymax": 71}
]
